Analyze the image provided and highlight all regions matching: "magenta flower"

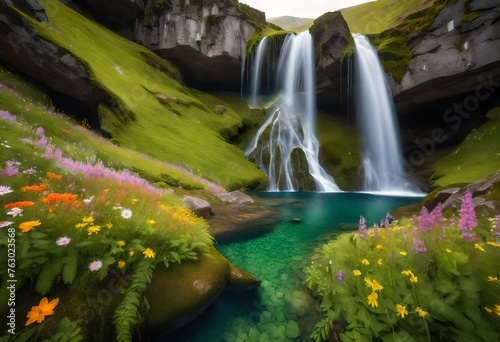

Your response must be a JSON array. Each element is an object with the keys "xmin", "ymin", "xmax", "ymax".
[
  {"xmin": 459, "ymin": 192, "xmax": 477, "ymax": 242},
  {"xmin": 36, "ymin": 127, "xmax": 45, "ymax": 138},
  {"xmin": 431, "ymin": 203, "xmax": 443, "ymax": 226},
  {"xmin": 413, "ymin": 238, "xmax": 427, "ymax": 253},
  {"xmin": 419, "ymin": 207, "xmax": 432, "ymax": 231},
  {"xmin": 0, "ymin": 110, "xmax": 17, "ymax": 123},
  {"xmin": 358, "ymin": 215, "xmax": 366, "ymax": 240}
]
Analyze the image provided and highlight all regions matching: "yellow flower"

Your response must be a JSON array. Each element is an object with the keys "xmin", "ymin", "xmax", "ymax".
[
  {"xmin": 371, "ymin": 279, "xmax": 383, "ymax": 292},
  {"xmin": 487, "ymin": 276, "xmax": 498, "ymax": 282},
  {"xmin": 495, "ymin": 304, "xmax": 500, "ymax": 316},
  {"xmin": 399, "ymin": 251, "xmax": 407, "ymax": 256},
  {"xmin": 106, "ymin": 223, "xmax": 113, "ymax": 229},
  {"xmin": 87, "ymin": 225, "xmax": 101, "ymax": 235},
  {"xmin": 143, "ymin": 248, "xmax": 155, "ymax": 259},
  {"xmin": 487, "ymin": 242, "xmax": 500, "ymax": 248},
  {"xmin": 75, "ymin": 222, "xmax": 87, "ymax": 229},
  {"xmin": 361, "ymin": 259, "xmax": 370, "ymax": 266},
  {"xmin": 367, "ymin": 292, "xmax": 378, "ymax": 308},
  {"xmin": 117, "ymin": 260, "xmax": 126, "ymax": 269},
  {"xmin": 474, "ymin": 244, "xmax": 486, "ymax": 252},
  {"xmin": 402, "ymin": 270, "xmax": 413, "ymax": 277},
  {"xmin": 415, "ymin": 307, "xmax": 428, "ymax": 317},
  {"xmin": 146, "ymin": 219, "xmax": 156, "ymax": 225},
  {"xmin": 25, "ymin": 297, "xmax": 59, "ymax": 326},
  {"xmin": 19, "ymin": 220, "xmax": 41, "ymax": 233},
  {"xmin": 445, "ymin": 248, "xmax": 452, "ymax": 253},
  {"xmin": 353, "ymin": 269, "xmax": 362, "ymax": 276},
  {"xmin": 485, "ymin": 307, "xmax": 492, "ymax": 313},
  {"xmin": 82, "ymin": 216, "xmax": 94, "ymax": 224},
  {"xmin": 377, "ymin": 258, "xmax": 383, "ymax": 266},
  {"xmin": 129, "ymin": 250, "xmax": 135, "ymax": 257},
  {"xmin": 116, "ymin": 240, "xmax": 125, "ymax": 247},
  {"xmin": 131, "ymin": 198, "xmax": 138, "ymax": 204},
  {"xmin": 410, "ymin": 274, "xmax": 418, "ymax": 283},
  {"xmin": 396, "ymin": 304, "xmax": 408, "ymax": 318},
  {"xmin": 364, "ymin": 277, "xmax": 373, "ymax": 288},
  {"xmin": 376, "ymin": 244, "xmax": 383, "ymax": 250}
]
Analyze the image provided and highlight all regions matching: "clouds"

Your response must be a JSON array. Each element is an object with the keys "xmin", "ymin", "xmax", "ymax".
[{"xmin": 240, "ymin": 0, "xmax": 374, "ymax": 19}]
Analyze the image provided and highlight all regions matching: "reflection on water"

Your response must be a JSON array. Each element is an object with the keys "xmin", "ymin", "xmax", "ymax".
[{"xmin": 163, "ymin": 192, "xmax": 422, "ymax": 341}]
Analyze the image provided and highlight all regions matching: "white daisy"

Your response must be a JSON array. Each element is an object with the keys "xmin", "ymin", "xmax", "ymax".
[
  {"xmin": 0, "ymin": 185, "xmax": 14, "ymax": 196},
  {"xmin": 88, "ymin": 260, "xmax": 103, "ymax": 272},
  {"xmin": 6, "ymin": 208, "xmax": 22, "ymax": 217},
  {"xmin": 121, "ymin": 208, "xmax": 132, "ymax": 219}
]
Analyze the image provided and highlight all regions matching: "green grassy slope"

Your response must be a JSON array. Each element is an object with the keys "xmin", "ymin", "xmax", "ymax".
[
  {"xmin": 342, "ymin": 0, "xmax": 428, "ymax": 34},
  {"xmin": 20, "ymin": 0, "xmax": 266, "ymax": 190},
  {"xmin": 430, "ymin": 107, "xmax": 500, "ymax": 188}
]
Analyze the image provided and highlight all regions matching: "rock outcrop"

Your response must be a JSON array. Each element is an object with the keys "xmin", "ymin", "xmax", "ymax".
[
  {"xmin": 182, "ymin": 195, "xmax": 212, "ymax": 218},
  {"xmin": 309, "ymin": 11, "xmax": 353, "ymax": 111},
  {"xmin": 385, "ymin": 0, "xmax": 500, "ymax": 117},
  {"xmin": 0, "ymin": 1, "xmax": 109, "ymax": 103},
  {"xmin": 134, "ymin": 0, "xmax": 265, "ymax": 90}
]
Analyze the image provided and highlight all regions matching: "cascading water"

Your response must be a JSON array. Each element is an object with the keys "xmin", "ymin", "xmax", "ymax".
[
  {"xmin": 249, "ymin": 37, "xmax": 268, "ymax": 107},
  {"xmin": 246, "ymin": 32, "xmax": 339, "ymax": 192},
  {"xmin": 353, "ymin": 34, "xmax": 420, "ymax": 194}
]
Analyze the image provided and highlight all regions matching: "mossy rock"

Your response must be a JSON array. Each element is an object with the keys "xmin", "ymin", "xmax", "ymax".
[
  {"xmin": 226, "ymin": 263, "xmax": 261, "ymax": 291},
  {"xmin": 145, "ymin": 247, "xmax": 230, "ymax": 334}
]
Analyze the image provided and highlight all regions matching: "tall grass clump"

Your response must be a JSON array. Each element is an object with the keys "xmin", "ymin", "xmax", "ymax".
[{"xmin": 307, "ymin": 194, "xmax": 500, "ymax": 341}]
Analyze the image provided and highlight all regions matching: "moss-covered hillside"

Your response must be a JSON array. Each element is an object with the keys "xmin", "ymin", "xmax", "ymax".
[{"xmin": 10, "ymin": 0, "xmax": 267, "ymax": 191}]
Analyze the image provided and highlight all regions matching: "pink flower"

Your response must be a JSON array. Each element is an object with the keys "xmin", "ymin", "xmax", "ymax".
[
  {"xmin": 0, "ymin": 185, "xmax": 14, "ymax": 196},
  {"xmin": 459, "ymin": 192, "xmax": 477, "ymax": 242},
  {"xmin": 431, "ymin": 203, "xmax": 443, "ymax": 225},
  {"xmin": 419, "ymin": 207, "xmax": 432, "ymax": 231},
  {"xmin": 121, "ymin": 209, "xmax": 132, "ymax": 219},
  {"xmin": 6, "ymin": 208, "xmax": 23, "ymax": 217},
  {"xmin": 55, "ymin": 237, "xmax": 71, "ymax": 246},
  {"xmin": 0, "ymin": 221, "xmax": 14, "ymax": 228},
  {"xmin": 88, "ymin": 260, "xmax": 103, "ymax": 272}
]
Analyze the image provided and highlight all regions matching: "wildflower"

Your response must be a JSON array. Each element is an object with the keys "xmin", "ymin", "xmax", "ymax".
[
  {"xmin": 376, "ymin": 244, "xmax": 383, "ymax": 250},
  {"xmin": 88, "ymin": 260, "xmax": 103, "ymax": 272},
  {"xmin": 399, "ymin": 251, "xmax": 407, "ymax": 256},
  {"xmin": 371, "ymin": 280, "xmax": 383, "ymax": 292},
  {"xmin": 82, "ymin": 216, "xmax": 94, "ymax": 224},
  {"xmin": 19, "ymin": 220, "xmax": 41, "ymax": 233},
  {"xmin": 87, "ymin": 225, "xmax": 101, "ymax": 235},
  {"xmin": 106, "ymin": 223, "xmax": 113, "ymax": 229},
  {"xmin": 487, "ymin": 242, "xmax": 500, "ymax": 248},
  {"xmin": 402, "ymin": 270, "xmax": 413, "ymax": 277},
  {"xmin": 364, "ymin": 277, "xmax": 373, "ymax": 288},
  {"xmin": 75, "ymin": 223, "xmax": 87, "ymax": 229},
  {"xmin": 361, "ymin": 259, "xmax": 370, "ymax": 266},
  {"xmin": 419, "ymin": 207, "xmax": 433, "ymax": 230},
  {"xmin": 22, "ymin": 168, "xmax": 36, "ymax": 175},
  {"xmin": 116, "ymin": 240, "xmax": 125, "ymax": 247},
  {"xmin": 0, "ymin": 221, "xmax": 14, "ymax": 228},
  {"xmin": 495, "ymin": 304, "xmax": 500, "ymax": 316},
  {"xmin": 0, "ymin": 185, "xmax": 14, "ymax": 195},
  {"xmin": 431, "ymin": 203, "xmax": 443, "ymax": 225},
  {"xmin": 1, "ymin": 161, "xmax": 19, "ymax": 176},
  {"xmin": 416, "ymin": 307, "xmax": 429, "ymax": 317},
  {"xmin": 485, "ymin": 307, "xmax": 492, "ymax": 313},
  {"xmin": 21, "ymin": 184, "xmax": 48, "ymax": 193},
  {"xmin": 7, "ymin": 208, "xmax": 23, "ymax": 217},
  {"xmin": 143, "ymin": 248, "xmax": 155, "ymax": 259},
  {"xmin": 353, "ymin": 269, "xmax": 361, "ymax": 276},
  {"xmin": 459, "ymin": 191, "xmax": 477, "ymax": 242},
  {"xmin": 413, "ymin": 238, "xmax": 427, "ymax": 253},
  {"xmin": 129, "ymin": 250, "xmax": 135, "ymax": 257},
  {"xmin": 377, "ymin": 258, "xmax": 383, "ymax": 266},
  {"xmin": 25, "ymin": 297, "xmax": 59, "ymax": 326},
  {"xmin": 474, "ymin": 244, "xmax": 486, "ymax": 252},
  {"xmin": 41, "ymin": 193, "xmax": 77, "ymax": 205},
  {"xmin": 55, "ymin": 237, "xmax": 71, "ymax": 246},
  {"xmin": 117, "ymin": 260, "xmax": 126, "ymax": 269},
  {"xmin": 410, "ymin": 274, "xmax": 418, "ymax": 283},
  {"xmin": 4, "ymin": 201, "xmax": 34, "ymax": 209},
  {"xmin": 367, "ymin": 292, "xmax": 378, "ymax": 308},
  {"xmin": 336, "ymin": 270, "xmax": 344, "ymax": 282},
  {"xmin": 112, "ymin": 205, "xmax": 123, "ymax": 210},
  {"xmin": 358, "ymin": 215, "xmax": 367, "ymax": 240},
  {"xmin": 83, "ymin": 195, "xmax": 94, "ymax": 205},
  {"xmin": 146, "ymin": 219, "xmax": 156, "ymax": 225},
  {"xmin": 396, "ymin": 304, "xmax": 408, "ymax": 318},
  {"xmin": 36, "ymin": 127, "xmax": 45, "ymax": 138},
  {"xmin": 131, "ymin": 198, "xmax": 138, "ymax": 204},
  {"xmin": 487, "ymin": 276, "xmax": 498, "ymax": 282},
  {"xmin": 445, "ymin": 248, "xmax": 452, "ymax": 253},
  {"xmin": 46, "ymin": 172, "xmax": 62, "ymax": 180},
  {"xmin": 121, "ymin": 209, "xmax": 132, "ymax": 219}
]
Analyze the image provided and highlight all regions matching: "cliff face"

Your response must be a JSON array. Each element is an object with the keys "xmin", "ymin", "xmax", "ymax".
[{"xmin": 132, "ymin": 0, "xmax": 264, "ymax": 90}]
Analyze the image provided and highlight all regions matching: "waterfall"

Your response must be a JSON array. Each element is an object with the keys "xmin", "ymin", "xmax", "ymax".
[
  {"xmin": 246, "ymin": 32, "xmax": 340, "ymax": 192},
  {"xmin": 249, "ymin": 37, "xmax": 268, "ymax": 108},
  {"xmin": 353, "ymin": 34, "xmax": 420, "ymax": 194}
]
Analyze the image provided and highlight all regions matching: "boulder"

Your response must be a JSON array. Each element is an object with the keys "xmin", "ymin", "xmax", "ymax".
[
  {"xmin": 0, "ymin": 2, "xmax": 109, "ymax": 103},
  {"xmin": 226, "ymin": 262, "xmax": 261, "ymax": 291},
  {"xmin": 182, "ymin": 195, "xmax": 212, "ymax": 218},
  {"xmin": 215, "ymin": 190, "xmax": 254, "ymax": 204},
  {"xmin": 309, "ymin": 11, "xmax": 353, "ymax": 111}
]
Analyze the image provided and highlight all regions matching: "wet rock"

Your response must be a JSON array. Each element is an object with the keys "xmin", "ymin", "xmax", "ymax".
[
  {"xmin": 215, "ymin": 190, "xmax": 255, "ymax": 204},
  {"xmin": 226, "ymin": 263, "xmax": 261, "ymax": 291},
  {"xmin": 182, "ymin": 195, "xmax": 212, "ymax": 218}
]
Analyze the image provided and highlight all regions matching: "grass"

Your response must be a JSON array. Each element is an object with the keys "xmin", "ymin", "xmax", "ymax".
[
  {"xmin": 20, "ymin": 0, "xmax": 266, "ymax": 190},
  {"xmin": 430, "ymin": 107, "xmax": 500, "ymax": 188}
]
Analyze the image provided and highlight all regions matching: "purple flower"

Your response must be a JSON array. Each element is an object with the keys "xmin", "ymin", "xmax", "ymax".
[
  {"xmin": 0, "ymin": 221, "xmax": 14, "ymax": 228},
  {"xmin": 36, "ymin": 127, "xmax": 45, "ymax": 138},
  {"xmin": 358, "ymin": 215, "xmax": 366, "ymax": 240},
  {"xmin": 419, "ymin": 207, "xmax": 433, "ymax": 231},
  {"xmin": 0, "ymin": 185, "xmax": 14, "ymax": 196},
  {"xmin": 0, "ymin": 110, "xmax": 17, "ymax": 123},
  {"xmin": 336, "ymin": 269, "xmax": 344, "ymax": 282},
  {"xmin": 35, "ymin": 136, "xmax": 48, "ymax": 148},
  {"xmin": 413, "ymin": 238, "xmax": 427, "ymax": 253},
  {"xmin": 431, "ymin": 203, "xmax": 443, "ymax": 226},
  {"xmin": 1, "ymin": 161, "xmax": 19, "ymax": 176},
  {"xmin": 55, "ymin": 236, "xmax": 71, "ymax": 246},
  {"xmin": 88, "ymin": 260, "xmax": 103, "ymax": 272},
  {"xmin": 459, "ymin": 192, "xmax": 477, "ymax": 242}
]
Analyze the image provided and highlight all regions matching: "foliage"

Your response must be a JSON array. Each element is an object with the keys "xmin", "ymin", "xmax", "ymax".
[
  {"xmin": 431, "ymin": 107, "xmax": 500, "ymax": 188},
  {"xmin": 0, "ymin": 112, "xmax": 213, "ymax": 340},
  {"xmin": 307, "ymin": 195, "xmax": 500, "ymax": 341}
]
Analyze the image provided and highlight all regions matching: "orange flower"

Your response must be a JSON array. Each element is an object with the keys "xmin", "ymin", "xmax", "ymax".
[
  {"xmin": 46, "ymin": 172, "xmax": 62, "ymax": 180},
  {"xmin": 25, "ymin": 297, "xmax": 59, "ymax": 326},
  {"xmin": 19, "ymin": 220, "xmax": 41, "ymax": 233},
  {"xmin": 21, "ymin": 184, "xmax": 48, "ymax": 193},
  {"xmin": 59, "ymin": 128, "xmax": 71, "ymax": 135},
  {"xmin": 41, "ymin": 193, "xmax": 77, "ymax": 205},
  {"xmin": 72, "ymin": 201, "xmax": 82, "ymax": 209},
  {"xmin": 4, "ymin": 201, "xmax": 35, "ymax": 209}
]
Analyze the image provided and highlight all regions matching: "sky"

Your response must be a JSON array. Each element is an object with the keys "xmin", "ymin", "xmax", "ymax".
[{"xmin": 239, "ymin": 0, "xmax": 375, "ymax": 19}]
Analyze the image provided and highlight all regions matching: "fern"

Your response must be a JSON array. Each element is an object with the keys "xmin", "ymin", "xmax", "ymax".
[
  {"xmin": 113, "ymin": 259, "xmax": 155, "ymax": 342},
  {"xmin": 62, "ymin": 247, "xmax": 78, "ymax": 285},
  {"xmin": 36, "ymin": 258, "xmax": 65, "ymax": 295}
]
